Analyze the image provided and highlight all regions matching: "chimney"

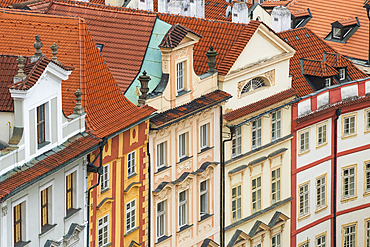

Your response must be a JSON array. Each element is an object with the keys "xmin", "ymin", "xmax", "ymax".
[
  {"xmin": 206, "ymin": 46, "xmax": 218, "ymax": 73},
  {"xmin": 73, "ymin": 89, "xmax": 85, "ymax": 115},
  {"xmin": 271, "ymin": 5, "xmax": 291, "ymax": 33},
  {"xmin": 138, "ymin": 71, "xmax": 151, "ymax": 107},
  {"xmin": 14, "ymin": 55, "xmax": 26, "ymax": 83},
  {"xmin": 31, "ymin": 35, "xmax": 43, "ymax": 63},
  {"xmin": 232, "ymin": 2, "xmax": 249, "ymax": 24},
  {"xmin": 50, "ymin": 42, "xmax": 60, "ymax": 64}
]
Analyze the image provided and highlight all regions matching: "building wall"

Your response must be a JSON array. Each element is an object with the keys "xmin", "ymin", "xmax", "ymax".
[{"xmin": 0, "ymin": 112, "xmax": 13, "ymax": 144}]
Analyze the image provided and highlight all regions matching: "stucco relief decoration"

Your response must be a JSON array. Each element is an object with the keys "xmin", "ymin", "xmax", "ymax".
[
  {"xmin": 1, "ymin": 205, "xmax": 7, "ymax": 216},
  {"xmin": 198, "ymin": 223, "xmax": 212, "ymax": 234},
  {"xmin": 155, "ymin": 174, "xmax": 170, "ymax": 184},
  {"xmin": 177, "ymin": 233, "xmax": 190, "ymax": 244},
  {"xmin": 155, "ymin": 187, "xmax": 171, "ymax": 204},
  {"xmin": 263, "ymin": 69, "xmax": 275, "ymax": 86},
  {"xmin": 162, "ymin": 54, "xmax": 170, "ymax": 71},
  {"xmin": 159, "ymin": 129, "xmax": 166, "ymax": 137},
  {"xmin": 177, "ymin": 159, "xmax": 192, "ymax": 174},
  {"xmin": 175, "ymin": 47, "xmax": 188, "ymax": 59}
]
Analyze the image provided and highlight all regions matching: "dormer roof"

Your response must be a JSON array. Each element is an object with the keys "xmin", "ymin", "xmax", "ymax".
[
  {"xmin": 291, "ymin": 8, "xmax": 310, "ymax": 18},
  {"xmin": 301, "ymin": 59, "xmax": 338, "ymax": 77},
  {"xmin": 158, "ymin": 24, "xmax": 202, "ymax": 49}
]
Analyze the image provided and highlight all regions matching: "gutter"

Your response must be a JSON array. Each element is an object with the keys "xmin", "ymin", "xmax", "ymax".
[{"xmin": 333, "ymin": 109, "xmax": 341, "ymax": 247}]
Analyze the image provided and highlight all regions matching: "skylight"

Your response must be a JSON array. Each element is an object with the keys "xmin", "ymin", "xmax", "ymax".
[
  {"xmin": 214, "ymin": 3, "xmax": 219, "ymax": 6},
  {"xmin": 295, "ymin": 36, "xmax": 299, "ymax": 40},
  {"xmin": 96, "ymin": 44, "xmax": 104, "ymax": 52},
  {"xmin": 284, "ymin": 38, "xmax": 289, "ymax": 43},
  {"xmin": 206, "ymin": 1, "xmax": 210, "ymax": 5},
  {"xmin": 305, "ymin": 33, "xmax": 310, "ymax": 38}
]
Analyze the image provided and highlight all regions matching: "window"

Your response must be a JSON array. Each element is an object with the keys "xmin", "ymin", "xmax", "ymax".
[
  {"xmin": 299, "ymin": 183, "xmax": 309, "ymax": 217},
  {"xmin": 316, "ymin": 175, "xmax": 326, "ymax": 210},
  {"xmin": 66, "ymin": 173, "xmax": 74, "ymax": 214},
  {"xmin": 37, "ymin": 104, "xmax": 46, "ymax": 145},
  {"xmin": 126, "ymin": 200, "xmax": 136, "ymax": 232},
  {"xmin": 317, "ymin": 124, "xmax": 327, "ymax": 146},
  {"xmin": 200, "ymin": 124, "xmax": 209, "ymax": 150},
  {"xmin": 41, "ymin": 188, "xmax": 49, "ymax": 229},
  {"xmin": 366, "ymin": 110, "xmax": 370, "ymax": 131},
  {"xmin": 232, "ymin": 126, "xmax": 242, "ymax": 158},
  {"xmin": 241, "ymin": 77, "xmax": 266, "ymax": 94},
  {"xmin": 101, "ymin": 164, "xmax": 109, "ymax": 192},
  {"xmin": 98, "ymin": 215, "xmax": 109, "ymax": 247},
  {"xmin": 343, "ymin": 166, "xmax": 355, "ymax": 199},
  {"xmin": 299, "ymin": 241, "xmax": 309, "ymax": 247},
  {"xmin": 179, "ymin": 133, "xmax": 188, "ymax": 159},
  {"xmin": 253, "ymin": 244, "xmax": 262, "ymax": 247},
  {"xmin": 231, "ymin": 185, "xmax": 241, "ymax": 222},
  {"xmin": 343, "ymin": 224, "xmax": 356, "ymax": 247},
  {"xmin": 179, "ymin": 190, "xmax": 187, "ymax": 227},
  {"xmin": 300, "ymin": 130, "xmax": 309, "ymax": 153},
  {"xmin": 366, "ymin": 220, "xmax": 370, "ymax": 247},
  {"xmin": 157, "ymin": 142, "xmax": 166, "ymax": 168},
  {"xmin": 366, "ymin": 162, "xmax": 370, "ymax": 193},
  {"xmin": 272, "ymin": 233, "xmax": 281, "ymax": 247},
  {"xmin": 200, "ymin": 180, "xmax": 208, "ymax": 216},
  {"xmin": 176, "ymin": 62, "xmax": 184, "ymax": 92},
  {"xmin": 316, "ymin": 234, "xmax": 326, "ymax": 247},
  {"xmin": 127, "ymin": 151, "xmax": 136, "ymax": 177},
  {"xmin": 325, "ymin": 78, "xmax": 331, "ymax": 87},
  {"xmin": 14, "ymin": 203, "xmax": 24, "ymax": 245},
  {"xmin": 252, "ymin": 118, "xmax": 262, "ymax": 149},
  {"xmin": 252, "ymin": 177, "xmax": 262, "ymax": 212},
  {"xmin": 271, "ymin": 168, "xmax": 281, "ymax": 203},
  {"xmin": 157, "ymin": 201, "xmax": 165, "ymax": 238},
  {"xmin": 333, "ymin": 27, "xmax": 341, "ymax": 38},
  {"xmin": 340, "ymin": 68, "xmax": 346, "ymax": 80},
  {"xmin": 343, "ymin": 115, "xmax": 356, "ymax": 136},
  {"xmin": 271, "ymin": 110, "xmax": 281, "ymax": 141}
]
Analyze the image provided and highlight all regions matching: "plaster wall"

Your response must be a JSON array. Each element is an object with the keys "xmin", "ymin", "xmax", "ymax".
[
  {"xmin": 250, "ymin": 5, "xmax": 271, "ymax": 27},
  {"xmin": 296, "ymin": 220, "xmax": 331, "ymax": 247},
  {"xmin": 0, "ymin": 112, "xmax": 14, "ymax": 144}
]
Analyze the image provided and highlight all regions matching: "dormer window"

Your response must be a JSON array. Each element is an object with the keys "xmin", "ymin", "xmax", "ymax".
[
  {"xmin": 37, "ymin": 104, "xmax": 46, "ymax": 145},
  {"xmin": 176, "ymin": 62, "xmax": 185, "ymax": 92},
  {"xmin": 241, "ymin": 77, "xmax": 266, "ymax": 94},
  {"xmin": 339, "ymin": 68, "xmax": 346, "ymax": 80},
  {"xmin": 326, "ymin": 18, "xmax": 360, "ymax": 43},
  {"xmin": 325, "ymin": 78, "xmax": 331, "ymax": 87},
  {"xmin": 333, "ymin": 28, "xmax": 341, "ymax": 39}
]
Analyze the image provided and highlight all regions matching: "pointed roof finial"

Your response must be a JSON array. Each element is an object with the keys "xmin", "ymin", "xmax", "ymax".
[
  {"xmin": 34, "ymin": 35, "xmax": 43, "ymax": 57},
  {"xmin": 50, "ymin": 42, "xmax": 59, "ymax": 64},
  {"xmin": 206, "ymin": 45, "xmax": 218, "ymax": 73},
  {"xmin": 14, "ymin": 55, "xmax": 26, "ymax": 83},
  {"xmin": 138, "ymin": 70, "xmax": 151, "ymax": 107},
  {"xmin": 73, "ymin": 89, "xmax": 85, "ymax": 115}
]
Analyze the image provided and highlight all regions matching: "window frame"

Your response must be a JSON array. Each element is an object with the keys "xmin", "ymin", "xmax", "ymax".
[
  {"xmin": 365, "ymin": 218, "xmax": 370, "ymax": 247},
  {"xmin": 271, "ymin": 232, "xmax": 281, "ymax": 247},
  {"xmin": 315, "ymin": 232, "xmax": 326, "ymax": 247},
  {"xmin": 100, "ymin": 164, "xmax": 109, "ymax": 192},
  {"xmin": 315, "ymin": 174, "xmax": 327, "ymax": 213},
  {"xmin": 12, "ymin": 196, "xmax": 27, "ymax": 246},
  {"xmin": 200, "ymin": 123, "xmax": 209, "ymax": 151},
  {"xmin": 127, "ymin": 150, "xmax": 137, "ymax": 177},
  {"xmin": 298, "ymin": 181, "xmax": 310, "ymax": 220},
  {"xmin": 231, "ymin": 184, "xmax": 242, "ymax": 222},
  {"xmin": 66, "ymin": 172, "xmax": 74, "ymax": 214},
  {"xmin": 157, "ymin": 201, "xmax": 166, "ymax": 239},
  {"xmin": 271, "ymin": 167, "xmax": 281, "ymax": 204},
  {"xmin": 271, "ymin": 110, "xmax": 281, "ymax": 141},
  {"xmin": 126, "ymin": 199, "xmax": 136, "ymax": 233},
  {"xmin": 176, "ymin": 61, "xmax": 185, "ymax": 93},
  {"xmin": 298, "ymin": 239, "xmax": 310, "ymax": 247},
  {"xmin": 333, "ymin": 27, "xmax": 342, "ymax": 39},
  {"xmin": 14, "ymin": 203, "xmax": 23, "ymax": 245},
  {"xmin": 341, "ymin": 164, "xmax": 357, "ymax": 202},
  {"xmin": 342, "ymin": 113, "xmax": 357, "ymax": 138},
  {"xmin": 231, "ymin": 126, "xmax": 242, "ymax": 158},
  {"xmin": 251, "ymin": 117, "xmax": 262, "ymax": 150},
  {"xmin": 251, "ymin": 176, "xmax": 262, "ymax": 213},
  {"xmin": 178, "ymin": 132, "xmax": 188, "ymax": 160},
  {"xmin": 316, "ymin": 122, "xmax": 328, "ymax": 148},
  {"xmin": 342, "ymin": 222, "xmax": 357, "ymax": 247},
  {"xmin": 325, "ymin": 78, "xmax": 331, "ymax": 87},
  {"xmin": 339, "ymin": 68, "xmax": 346, "ymax": 80},
  {"xmin": 178, "ymin": 190, "xmax": 188, "ymax": 227},
  {"xmin": 299, "ymin": 128, "xmax": 310, "ymax": 155},
  {"xmin": 365, "ymin": 109, "xmax": 370, "ymax": 133},
  {"xmin": 98, "ymin": 214, "xmax": 109, "ymax": 247},
  {"xmin": 157, "ymin": 142, "xmax": 167, "ymax": 169},
  {"xmin": 365, "ymin": 161, "xmax": 370, "ymax": 196},
  {"xmin": 41, "ymin": 187, "xmax": 49, "ymax": 229},
  {"xmin": 37, "ymin": 103, "xmax": 46, "ymax": 145},
  {"xmin": 200, "ymin": 180, "xmax": 208, "ymax": 217}
]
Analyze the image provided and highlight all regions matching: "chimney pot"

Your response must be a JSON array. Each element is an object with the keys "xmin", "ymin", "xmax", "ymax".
[
  {"xmin": 138, "ymin": 71, "xmax": 151, "ymax": 107},
  {"xmin": 73, "ymin": 89, "xmax": 85, "ymax": 115}
]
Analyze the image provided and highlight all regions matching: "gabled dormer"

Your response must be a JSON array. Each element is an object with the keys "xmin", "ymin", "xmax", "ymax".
[
  {"xmin": 300, "ymin": 58, "xmax": 339, "ymax": 90},
  {"xmin": 290, "ymin": 8, "xmax": 312, "ymax": 28},
  {"xmin": 325, "ymin": 17, "xmax": 360, "ymax": 43}
]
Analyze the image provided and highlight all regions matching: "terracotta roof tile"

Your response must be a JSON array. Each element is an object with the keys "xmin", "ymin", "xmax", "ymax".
[
  {"xmin": 159, "ymin": 24, "xmax": 202, "ymax": 48},
  {"xmin": 277, "ymin": 28, "xmax": 367, "ymax": 97},
  {"xmin": 338, "ymin": 17, "xmax": 358, "ymax": 27},
  {"xmin": 301, "ymin": 59, "xmax": 338, "ymax": 77},
  {"xmin": 262, "ymin": 0, "xmax": 289, "ymax": 8},
  {"xmin": 223, "ymin": 88, "xmax": 297, "ymax": 121},
  {"xmin": 291, "ymin": 8, "xmax": 310, "ymax": 18},
  {"xmin": 151, "ymin": 90, "xmax": 231, "ymax": 126},
  {"xmin": 158, "ymin": 13, "xmax": 261, "ymax": 75},
  {"xmin": 205, "ymin": 0, "xmax": 231, "ymax": 21}
]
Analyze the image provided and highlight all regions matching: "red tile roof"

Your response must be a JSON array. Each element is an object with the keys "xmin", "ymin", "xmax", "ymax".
[
  {"xmin": 0, "ymin": 132, "xmax": 101, "ymax": 201},
  {"xmin": 338, "ymin": 17, "xmax": 358, "ymax": 27},
  {"xmin": 159, "ymin": 24, "xmax": 202, "ymax": 49},
  {"xmin": 223, "ymin": 88, "xmax": 297, "ymax": 121},
  {"xmin": 151, "ymin": 90, "xmax": 231, "ymax": 126},
  {"xmin": 287, "ymin": 0, "xmax": 369, "ymax": 62},
  {"xmin": 301, "ymin": 59, "xmax": 338, "ymax": 77},
  {"xmin": 291, "ymin": 8, "xmax": 310, "ymax": 18},
  {"xmin": 205, "ymin": 0, "xmax": 231, "ymax": 21},
  {"xmin": 277, "ymin": 28, "xmax": 367, "ymax": 97},
  {"xmin": 0, "ymin": 0, "xmax": 103, "ymax": 8},
  {"xmin": 158, "ymin": 14, "xmax": 262, "ymax": 75},
  {"xmin": 262, "ymin": 1, "xmax": 289, "ymax": 8}
]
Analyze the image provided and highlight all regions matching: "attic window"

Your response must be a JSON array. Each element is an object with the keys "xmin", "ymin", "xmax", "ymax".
[
  {"xmin": 327, "ymin": 18, "xmax": 360, "ymax": 43},
  {"xmin": 184, "ymin": 7, "xmax": 188, "ymax": 11},
  {"xmin": 214, "ymin": 3, "xmax": 218, "ymax": 6},
  {"xmin": 206, "ymin": 1, "xmax": 210, "ymax": 5},
  {"xmin": 305, "ymin": 33, "xmax": 310, "ymax": 38},
  {"xmin": 96, "ymin": 44, "xmax": 104, "ymax": 52},
  {"xmin": 295, "ymin": 36, "xmax": 299, "ymax": 40},
  {"xmin": 333, "ymin": 28, "xmax": 341, "ymax": 39},
  {"xmin": 284, "ymin": 38, "xmax": 289, "ymax": 43},
  {"xmin": 234, "ymin": 13, "xmax": 238, "ymax": 17},
  {"xmin": 222, "ymin": 4, "xmax": 227, "ymax": 8},
  {"xmin": 325, "ymin": 78, "xmax": 331, "ymax": 87},
  {"xmin": 241, "ymin": 77, "xmax": 266, "ymax": 94}
]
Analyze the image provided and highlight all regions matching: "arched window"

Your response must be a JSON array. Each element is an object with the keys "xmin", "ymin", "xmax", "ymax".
[{"xmin": 241, "ymin": 77, "xmax": 266, "ymax": 94}]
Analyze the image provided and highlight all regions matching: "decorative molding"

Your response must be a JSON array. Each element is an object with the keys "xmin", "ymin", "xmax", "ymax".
[
  {"xmin": 198, "ymin": 223, "xmax": 212, "ymax": 234},
  {"xmin": 175, "ymin": 47, "xmax": 188, "ymax": 59},
  {"xmin": 177, "ymin": 160, "xmax": 192, "ymax": 174},
  {"xmin": 264, "ymin": 69, "xmax": 275, "ymax": 86},
  {"xmin": 154, "ymin": 187, "xmax": 171, "ymax": 204},
  {"xmin": 155, "ymin": 174, "xmax": 170, "ymax": 184},
  {"xmin": 1, "ymin": 205, "xmax": 7, "ymax": 217}
]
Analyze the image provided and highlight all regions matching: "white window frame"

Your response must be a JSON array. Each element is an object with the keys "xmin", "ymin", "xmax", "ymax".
[
  {"xmin": 252, "ymin": 118, "xmax": 262, "ymax": 149},
  {"xmin": 366, "ymin": 110, "xmax": 370, "ymax": 132},
  {"xmin": 126, "ymin": 199, "xmax": 136, "ymax": 232},
  {"xmin": 231, "ymin": 185, "xmax": 241, "ymax": 222},
  {"xmin": 366, "ymin": 162, "xmax": 370, "ymax": 193},
  {"xmin": 271, "ymin": 168, "xmax": 281, "ymax": 204},
  {"xmin": 366, "ymin": 219, "xmax": 370, "ymax": 247},
  {"xmin": 200, "ymin": 123, "xmax": 209, "ymax": 150},
  {"xmin": 339, "ymin": 68, "xmax": 346, "ymax": 80},
  {"xmin": 333, "ymin": 27, "xmax": 341, "ymax": 38},
  {"xmin": 299, "ymin": 182, "xmax": 309, "ymax": 217},
  {"xmin": 317, "ymin": 123, "xmax": 327, "ymax": 146},
  {"xmin": 157, "ymin": 142, "xmax": 166, "ymax": 169},
  {"xmin": 343, "ymin": 115, "xmax": 356, "ymax": 136},
  {"xmin": 98, "ymin": 214, "xmax": 109, "ymax": 247},
  {"xmin": 101, "ymin": 164, "xmax": 109, "ymax": 192},
  {"xmin": 252, "ymin": 176, "xmax": 261, "ymax": 213},
  {"xmin": 200, "ymin": 180, "xmax": 208, "ymax": 216},
  {"xmin": 299, "ymin": 129, "xmax": 310, "ymax": 154},
  {"xmin": 157, "ymin": 201, "xmax": 165, "ymax": 238},
  {"xmin": 325, "ymin": 78, "xmax": 331, "ymax": 87},
  {"xmin": 316, "ymin": 175, "xmax": 326, "ymax": 210},
  {"xmin": 271, "ymin": 233, "xmax": 281, "ymax": 247},
  {"xmin": 343, "ymin": 224, "xmax": 356, "ymax": 247},
  {"xmin": 316, "ymin": 233, "xmax": 326, "ymax": 247},
  {"xmin": 179, "ymin": 190, "xmax": 187, "ymax": 227},
  {"xmin": 231, "ymin": 126, "xmax": 242, "ymax": 158},
  {"xmin": 343, "ymin": 166, "xmax": 356, "ymax": 199},
  {"xmin": 127, "ymin": 151, "xmax": 136, "ymax": 177},
  {"xmin": 176, "ymin": 62, "xmax": 184, "ymax": 92},
  {"xmin": 271, "ymin": 110, "xmax": 281, "ymax": 141},
  {"xmin": 179, "ymin": 132, "xmax": 188, "ymax": 160}
]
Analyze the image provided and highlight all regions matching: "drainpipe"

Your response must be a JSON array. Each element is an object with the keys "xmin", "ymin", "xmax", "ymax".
[
  {"xmin": 147, "ymin": 141, "xmax": 151, "ymax": 247},
  {"xmin": 333, "ymin": 109, "xmax": 341, "ymax": 247},
  {"xmin": 220, "ymin": 106, "xmax": 234, "ymax": 247},
  {"xmin": 86, "ymin": 138, "xmax": 107, "ymax": 247}
]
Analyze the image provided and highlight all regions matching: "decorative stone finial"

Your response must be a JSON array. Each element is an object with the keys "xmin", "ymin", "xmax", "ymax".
[
  {"xmin": 16, "ymin": 55, "xmax": 26, "ymax": 78},
  {"xmin": 206, "ymin": 46, "xmax": 218, "ymax": 73},
  {"xmin": 138, "ymin": 70, "xmax": 151, "ymax": 107},
  {"xmin": 34, "ymin": 35, "xmax": 43, "ymax": 57},
  {"xmin": 50, "ymin": 42, "xmax": 59, "ymax": 64},
  {"xmin": 73, "ymin": 89, "xmax": 85, "ymax": 115}
]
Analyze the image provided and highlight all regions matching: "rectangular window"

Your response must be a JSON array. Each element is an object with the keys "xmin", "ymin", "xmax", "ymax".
[
  {"xmin": 325, "ymin": 78, "xmax": 331, "ymax": 87},
  {"xmin": 271, "ymin": 233, "xmax": 281, "ymax": 247},
  {"xmin": 366, "ymin": 220, "xmax": 370, "ymax": 247},
  {"xmin": 14, "ymin": 203, "xmax": 22, "ymax": 244},
  {"xmin": 176, "ymin": 62, "xmax": 184, "ymax": 92},
  {"xmin": 41, "ymin": 188, "xmax": 49, "ymax": 228},
  {"xmin": 339, "ymin": 68, "xmax": 346, "ymax": 80},
  {"xmin": 366, "ymin": 110, "xmax": 370, "ymax": 131},
  {"xmin": 300, "ymin": 130, "xmax": 309, "ymax": 153},
  {"xmin": 127, "ymin": 151, "xmax": 136, "ymax": 177},
  {"xmin": 343, "ymin": 115, "xmax": 356, "ymax": 136},
  {"xmin": 316, "ymin": 234, "xmax": 326, "ymax": 247},
  {"xmin": 252, "ymin": 118, "xmax": 262, "ymax": 149},
  {"xmin": 271, "ymin": 110, "xmax": 281, "ymax": 141},
  {"xmin": 231, "ymin": 126, "xmax": 242, "ymax": 157},
  {"xmin": 157, "ymin": 142, "xmax": 166, "ymax": 168},
  {"xmin": 179, "ymin": 133, "xmax": 188, "ymax": 159},
  {"xmin": 231, "ymin": 185, "xmax": 241, "ymax": 222},
  {"xmin": 200, "ymin": 124, "xmax": 209, "ymax": 150},
  {"xmin": 252, "ymin": 177, "xmax": 261, "ymax": 212},
  {"xmin": 200, "ymin": 180, "xmax": 208, "ymax": 216},
  {"xmin": 101, "ymin": 164, "xmax": 109, "ymax": 192},
  {"xmin": 333, "ymin": 27, "xmax": 341, "ymax": 38},
  {"xmin": 366, "ymin": 162, "xmax": 370, "ymax": 193},
  {"xmin": 157, "ymin": 201, "xmax": 165, "ymax": 238},
  {"xmin": 66, "ymin": 173, "xmax": 74, "ymax": 214},
  {"xmin": 299, "ymin": 183, "xmax": 309, "ymax": 217},
  {"xmin": 343, "ymin": 167, "xmax": 355, "ymax": 198},
  {"xmin": 126, "ymin": 200, "xmax": 136, "ymax": 232},
  {"xmin": 253, "ymin": 244, "xmax": 262, "ymax": 247},
  {"xmin": 299, "ymin": 242, "xmax": 309, "ymax": 247},
  {"xmin": 317, "ymin": 124, "xmax": 327, "ymax": 146},
  {"xmin": 316, "ymin": 175, "xmax": 326, "ymax": 209},
  {"xmin": 343, "ymin": 224, "xmax": 356, "ymax": 247},
  {"xmin": 179, "ymin": 190, "xmax": 187, "ymax": 227},
  {"xmin": 37, "ymin": 104, "xmax": 46, "ymax": 145},
  {"xmin": 98, "ymin": 215, "xmax": 109, "ymax": 247},
  {"xmin": 271, "ymin": 168, "xmax": 281, "ymax": 203}
]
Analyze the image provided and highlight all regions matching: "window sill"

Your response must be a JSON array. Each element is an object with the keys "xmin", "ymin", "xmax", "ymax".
[
  {"xmin": 37, "ymin": 141, "xmax": 50, "ymax": 150},
  {"xmin": 316, "ymin": 142, "xmax": 328, "ymax": 149},
  {"xmin": 177, "ymin": 156, "xmax": 193, "ymax": 164},
  {"xmin": 39, "ymin": 224, "xmax": 57, "ymax": 237},
  {"xmin": 177, "ymin": 224, "xmax": 193, "ymax": 233},
  {"xmin": 125, "ymin": 226, "xmax": 139, "ymax": 236},
  {"xmin": 363, "ymin": 191, "xmax": 370, "ymax": 197},
  {"xmin": 298, "ymin": 149, "xmax": 310, "ymax": 156},
  {"xmin": 127, "ymin": 172, "xmax": 137, "ymax": 179},
  {"xmin": 103, "ymin": 243, "xmax": 113, "ymax": 247},
  {"xmin": 199, "ymin": 213, "xmax": 213, "ymax": 222},
  {"xmin": 198, "ymin": 146, "xmax": 214, "ymax": 154},
  {"xmin": 155, "ymin": 166, "xmax": 171, "ymax": 175},
  {"xmin": 176, "ymin": 90, "xmax": 190, "ymax": 97},
  {"xmin": 101, "ymin": 187, "xmax": 110, "ymax": 194},
  {"xmin": 315, "ymin": 205, "xmax": 328, "ymax": 214},
  {"xmin": 64, "ymin": 208, "xmax": 81, "ymax": 221},
  {"xmin": 298, "ymin": 213, "xmax": 311, "ymax": 222},
  {"xmin": 14, "ymin": 241, "xmax": 31, "ymax": 247},
  {"xmin": 341, "ymin": 133, "xmax": 357, "ymax": 139},
  {"xmin": 341, "ymin": 195, "xmax": 358, "ymax": 203},
  {"xmin": 156, "ymin": 235, "xmax": 172, "ymax": 244}
]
